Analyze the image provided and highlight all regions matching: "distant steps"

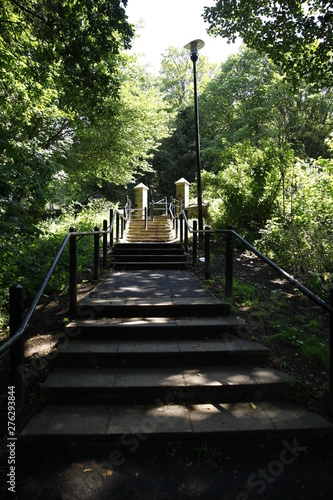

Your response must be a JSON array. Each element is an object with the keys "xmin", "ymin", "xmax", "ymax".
[{"xmin": 112, "ymin": 242, "xmax": 188, "ymax": 270}]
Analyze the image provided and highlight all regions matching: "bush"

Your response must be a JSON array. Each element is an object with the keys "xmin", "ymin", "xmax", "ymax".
[{"xmin": 0, "ymin": 199, "xmax": 114, "ymax": 336}]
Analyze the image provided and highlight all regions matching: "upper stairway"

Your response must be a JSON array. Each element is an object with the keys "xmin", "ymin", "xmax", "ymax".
[{"xmin": 126, "ymin": 214, "xmax": 173, "ymax": 243}]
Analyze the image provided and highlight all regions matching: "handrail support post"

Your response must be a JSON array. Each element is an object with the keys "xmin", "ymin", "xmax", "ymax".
[
  {"xmin": 225, "ymin": 225, "xmax": 234, "ymax": 298},
  {"xmin": 116, "ymin": 213, "xmax": 120, "ymax": 242},
  {"xmin": 193, "ymin": 220, "xmax": 198, "ymax": 266},
  {"xmin": 103, "ymin": 219, "xmax": 108, "ymax": 267},
  {"xmin": 109, "ymin": 209, "xmax": 114, "ymax": 248},
  {"xmin": 205, "ymin": 227, "xmax": 210, "ymax": 279},
  {"xmin": 184, "ymin": 209, "xmax": 189, "ymax": 252},
  {"xmin": 69, "ymin": 227, "xmax": 77, "ymax": 314},
  {"xmin": 94, "ymin": 226, "xmax": 100, "ymax": 280}
]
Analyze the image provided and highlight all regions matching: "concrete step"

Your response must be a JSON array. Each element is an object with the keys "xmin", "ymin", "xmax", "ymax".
[
  {"xmin": 66, "ymin": 316, "xmax": 246, "ymax": 339},
  {"xmin": 113, "ymin": 262, "xmax": 187, "ymax": 270},
  {"xmin": 41, "ymin": 366, "xmax": 290, "ymax": 405},
  {"xmin": 21, "ymin": 401, "xmax": 333, "ymax": 443},
  {"xmin": 128, "ymin": 226, "xmax": 171, "ymax": 230},
  {"xmin": 126, "ymin": 234, "xmax": 173, "ymax": 239},
  {"xmin": 126, "ymin": 229, "xmax": 172, "ymax": 234},
  {"xmin": 76, "ymin": 296, "xmax": 231, "ymax": 318},
  {"xmin": 112, "ymin": 248, "xmax": 185, "ymax": 256},
  {"xmin": 114, "ymin": 243, "xmax": 183, "ymax": 250},
  {"xmin": 112, "ymin": 254, "xmax": 187, "ymax": 263},
  {"xmin": 54, "ymin": 337, "xmax": 269, "ymax": 367}
]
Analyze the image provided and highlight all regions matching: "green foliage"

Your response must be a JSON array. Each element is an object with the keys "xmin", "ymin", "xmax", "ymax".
[
  {"xmin": 64, "ymin": 55, "xmax": 170, "ymax": 199},
  {"xmin": 0, "ymin": 200, "xmax": 113, "ymax": 336},
  {"xmin": 202, "ymin": 140, "xmax": 285, "ymax": 234},
  {"xmin": 159, "ymin": 47, "xmax": 217, "ymax": 112},
  {"xmin": 271, "ymin": 325, "xmax": 329, "ymax": 369},
  {"xmin": 203, "ymin": 0, "xmax": 333, "ymax": 87},
  {"xmin": 257, "ymin": 159, "xmax": 333, "ymax": 291}
]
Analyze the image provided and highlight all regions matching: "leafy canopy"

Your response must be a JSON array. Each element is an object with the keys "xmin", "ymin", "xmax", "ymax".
[{"xmin": 203, "ymin": 1, "xmax": 333, "ymax": 86}]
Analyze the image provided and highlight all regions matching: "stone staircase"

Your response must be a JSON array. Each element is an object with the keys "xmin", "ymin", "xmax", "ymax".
[
  {"xmin": 21, "ymin": 267, "xmax": 333, "ymax": 444},
  {"xmin": 112, "ymin": 242, "xmax": 187, "ymax": 270},
  {"xmin": 126, "ymin": 214, "xmax": 173, "ymax": 243}
]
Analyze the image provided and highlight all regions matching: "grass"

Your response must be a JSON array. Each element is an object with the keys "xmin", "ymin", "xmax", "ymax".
[{"xmin": 199, "ymin": 267, "xmax": 330, "ymax": 371}]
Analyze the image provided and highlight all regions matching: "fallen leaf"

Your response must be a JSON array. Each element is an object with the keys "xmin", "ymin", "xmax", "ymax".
[
  {"xmin": 83, "ymin": 468, "xmax": 92, "ymax": 473},
  {"xmin": 102, "ymin": 469, "xmax": 113, "ymax": 478},
  {"xmin": 250, "ymin": 402, "xmax": 257, "ymax": 410}
]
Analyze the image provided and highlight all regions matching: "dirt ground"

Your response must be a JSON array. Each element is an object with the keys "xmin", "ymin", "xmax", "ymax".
[{"xmin": 1, "ymin": 249, "xmax": 333, "ymax": 499}]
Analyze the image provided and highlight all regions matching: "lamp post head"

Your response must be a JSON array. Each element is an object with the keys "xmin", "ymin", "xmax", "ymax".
[{"xmin": 184, "ymin": 39, "xmax": 205, "ymax": 62}]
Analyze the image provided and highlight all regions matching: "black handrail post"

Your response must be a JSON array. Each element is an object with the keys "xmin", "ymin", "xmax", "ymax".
[
  {"xmin": 144, "ymin": 207, "xmax": 148, "ymax": 230},
  {"xmin": 116, "ymin": 213, "xmax": 120, "ymax": 242},
  {"xmin": 94, "ymin": 226, "xmax": 100, "ymax": 280},
  {"xmin": 69, "ymin": 227, "xmax": 77, "ymax": 314},
  {"xmin": 165, "ymin": 196, "xmax": 168, "ymax": 215},
  {"xmin": 123, "ymin": 207, "xmax": 127, "ymax": 231},
  {"xmin": 180, "ymin": 212, "xmax": 183, "ymax": 244},
  {"xmin": 205, "ymin": 227, "xmax": 210, "ymax": 279},
  {"xmin": 225, "ymin": 224, "xmax": 234, "ymax": 298},
  {"xmin": 9, "ymin": 284, "xmax": 24, "ymax": 418},
  {"xmin": 121, "ymin": 216, "xmax": 124, "ymax": 239},
  {"xmin": 103, "ymin": 219, "xmax": 108, "ymax": 268},
  {"xmin": 109, "ymin": 208, "xmax": 114, "ymax": 247},
  {"xmin": 328, "ymin": 287, "xmax": 333, "ymax": 415},
  {"xmin": 193, "ymin": 220, "xmax": 198, "ymax": 266},
  {"xmin": 184, "ymin": 209, "xmax": 189, "ymax": 252},
  {"xmin": 151, "ymin": 202, "xmax": 154, "ymax": 222}
]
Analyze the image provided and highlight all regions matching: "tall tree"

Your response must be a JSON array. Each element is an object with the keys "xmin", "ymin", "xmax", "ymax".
[
  {"xmin": 203, "ymin": 1, "xmax": 333, "ymax": 86},
  {"xmin": 0, "ymin": 1, "xmax": 134, "ymax": 215},
  {"xmin": 159, "ymin": 46, "xmax": 217, "ymax": 111}
]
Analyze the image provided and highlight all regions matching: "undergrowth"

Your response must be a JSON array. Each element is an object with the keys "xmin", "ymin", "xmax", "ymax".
[{"xmin": 0, "ymin": 199, "xmax": 114, "ymax": 338}]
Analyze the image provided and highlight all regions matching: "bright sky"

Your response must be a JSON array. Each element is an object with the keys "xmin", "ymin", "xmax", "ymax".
[{"xmin": 125, "ymin": 0, "xmax": 241, "ymax": 72}]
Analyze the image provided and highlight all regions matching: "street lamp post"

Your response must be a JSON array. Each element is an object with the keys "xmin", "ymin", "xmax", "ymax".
[{"xmin": 184, "ymin": 39, "xmax": 205, "ymax": 239}]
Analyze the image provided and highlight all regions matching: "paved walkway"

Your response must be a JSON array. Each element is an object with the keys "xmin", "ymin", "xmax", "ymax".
[{"xmin": 91, "ymin": 270, "xmax": 213, "ymax": 299}]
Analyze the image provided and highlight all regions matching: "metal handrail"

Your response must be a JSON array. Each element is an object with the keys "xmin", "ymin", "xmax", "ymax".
[
  {"xmin": 0, "ymin": 211, "xmax": 127, "ymax": 357},
  {"xmin": 228, "ymin": 228, "xmax": 333, "ymax": 315},
  {"xmin": 181, "ymin": 211, "xmax": 333, "ymax": 315},
  {"xmin": 0, "ymin": 232, "xmax": 71, "ymax": 356}
]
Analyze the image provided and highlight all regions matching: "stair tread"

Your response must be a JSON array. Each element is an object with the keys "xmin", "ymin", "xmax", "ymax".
[
  {"xmin": 56, "ymin": 337, "xmax": 269, "ymax": 355},
  {"xmin": 42, "ymin": 366, "xmax": 289, "ymax": 390},
  {"xmin": 21, "ymin": 401, "xmax": 333, "ymax": 440},
  {"xmin": 66, "ymin": 316, "xmax": 245, "ymax": 330},
  {"xmin": 78, "ymin": 296, "xmax": 229, "ymax": 308}
]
